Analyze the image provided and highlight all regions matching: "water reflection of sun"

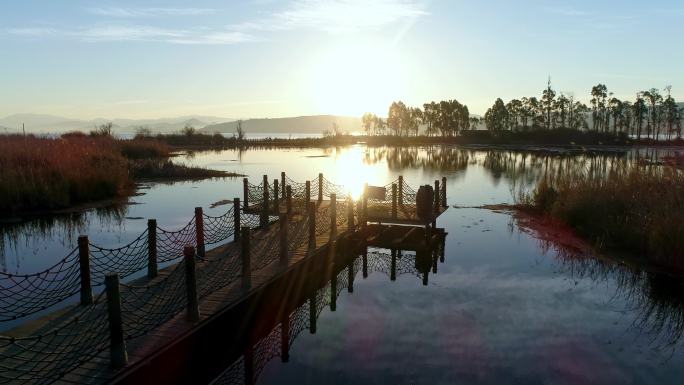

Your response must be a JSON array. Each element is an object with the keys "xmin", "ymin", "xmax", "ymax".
[{"xmin": 333, "ymin": 148, "xmax": 384, "ymax": 200}]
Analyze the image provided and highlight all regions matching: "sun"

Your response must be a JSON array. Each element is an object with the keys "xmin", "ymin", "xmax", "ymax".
[{"xmin": 307, "ymin": 40, "xmax": 405, "ymax": 117}]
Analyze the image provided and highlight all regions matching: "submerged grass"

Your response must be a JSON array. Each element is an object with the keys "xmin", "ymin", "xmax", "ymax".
[
  {"xmin": 130, "ymin": 159, "xmax": 240, "ymax": 180},
  {"xmin": 520, "ymin": 165, "xmax": 684, "ymax": 269}
]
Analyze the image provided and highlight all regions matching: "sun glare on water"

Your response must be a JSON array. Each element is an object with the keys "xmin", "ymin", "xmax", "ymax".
[
  {"xmin": 330, "ymin": 147, "xmax": 384, "ymax": 200},
  {"xmin": 308, "ymin": 41, "xmax": 405, "ymax": 117}
]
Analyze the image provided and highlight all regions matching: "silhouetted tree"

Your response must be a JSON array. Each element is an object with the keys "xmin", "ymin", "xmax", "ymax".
[
  {"xmin": 591, "ymin": 84, "xmax": 608, "ymax": 132},
  {"xmin": 484, "ymin": 98, "xmax": 509, "ymax": 131},
  {"xmin": 362, "ymin": 112, "xmax": 376, "ymax": 135},
  {"xmin": 632, "ymin": 94, "xmax": 647, "ymax": 140},
  {"xmin": 542, "ymin": 78, "xmax": 556, "ymax": 129},
  {"xmin": 642, "ymin": 88, "xmax": 662, "ymax": 139}
]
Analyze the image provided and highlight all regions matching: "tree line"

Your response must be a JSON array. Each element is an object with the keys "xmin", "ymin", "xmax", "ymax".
[
  {"xmin": 485, "ymin": 80, "xmax": 683, "ymax": 140},
  {"xmin": 362, "ymin": 99, "xmax": 471, "ymax": 137},
  {"xmin": 362, "ymin": 80, "xmax": 683, "ymax": 140}
]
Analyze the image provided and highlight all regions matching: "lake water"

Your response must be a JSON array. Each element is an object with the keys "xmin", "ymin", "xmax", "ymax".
[{"xmin": 2, "ymin": 145, "xmax": 684, "ymax": 383}]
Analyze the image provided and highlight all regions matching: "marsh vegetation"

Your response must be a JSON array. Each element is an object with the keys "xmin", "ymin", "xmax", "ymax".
[{"xmin": 0, "ymin": 133, "xmax": 239, "ymax": 215}]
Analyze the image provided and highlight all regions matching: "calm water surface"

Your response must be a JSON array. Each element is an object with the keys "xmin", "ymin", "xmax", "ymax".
[{"xmin": 2, "ymin": 145, "xmax": 683, "ymax": 383}]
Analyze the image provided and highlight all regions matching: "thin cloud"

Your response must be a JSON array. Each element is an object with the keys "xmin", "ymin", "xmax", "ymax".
[
  {"xmin": 6, "ymin": 27, "xmax": 58, "ymax": 37},
  {"xmin": 8, "ymin": 1, "xmax": 427, "ymax": 44},
  {"xmin": 87, "ymin": 7, "xmax": 215, "ymax": 17},
  {"xmin": 545, "ymin": 6, "xmax": 591, "ymax": 17},
  {"xmin": 6, "ymin": 25, "xmax": 255, "ymax": 45},
  {"xmin": 234, "ymin": 0, "xmax": 427, "ymax": 34}
]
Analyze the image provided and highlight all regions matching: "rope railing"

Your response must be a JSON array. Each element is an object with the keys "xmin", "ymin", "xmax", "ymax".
[
  {"xmin": 335, "ymin": 200, "xmax": 349, "ymax": 229},
  {"xmin": 90, "ymin": 230, "xmax": 149, "ymax": 283},
  {"xmin": 287, "ymin": 216, "xmax": 310, "ymax": 259},
  {"xmin": 0, "ymin": 291, "xmax": 110, "ymax": 384},
  {"xmin": 284, "ymin": 176, "xmax": 307, "ymax": 198},
  {"xmin": 156, "ymin": 217, "xmax": 197, "ymax": 263},
  {"xmin": 203, "ymin": 206, "xmax": 235, "ymax": 245},
  {"xmin": 247, "ymin": 182, "xmax": 263, "ymax": 206},
  {"xmin": 0, "ymin": 248, "xmax": 81, "ymax": 322},
  {"xmin": 365, "ymin": 250, "xmax": 421, "ymax": 279},
  {"xmin": 251, "ymin": 323, "xmax": 282, "ymax": 383},
  {"xmin": 321, "ymin": 177, "xmax": 348, "ymax": 200},
  {"xmin": 402, "ymin": 183, "xmax": 417, "ymax": 203},
  {"xmin": 196, "ymin": 243, "xmax": 242, "ymax": 298},
  {"xmin": 314, "ymin": 205, "xmax": 332, "ymax": 236},
  {"xmin": 120, "ymin": 263, "xmax": 187, "ymax": 340}
]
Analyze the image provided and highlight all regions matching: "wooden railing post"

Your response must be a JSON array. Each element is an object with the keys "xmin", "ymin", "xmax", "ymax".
[
  {"xmin": 347, "ymin": 197, "xmax": 355, "ymax": 232},
  {"xmin": 425, "ymin": 223, "xmax": 431, "ymax": 245},
  {"xmin": 183, "ymin": 246, "xmax": 200, "ymax": 322},
  {"xmin": 241, "ymin": 227, "xmax": 251, "ymax": 289},
  {"xmin": 390, "ymin": 249, "xmax": 397, "ymax": 281},
  {"xmin": 262, "ymin": 174, "xmax": 270, "ymax": 214},
  {"xmin": 434, "ymin": 180, "xmax": 440, "ymax": 214},
  {"xmin": 317, "ymin": 173, "xmax": 323, "ymax": 202},
  {"xmin": 105, "ymin": 273, "xmax": 127, "ymax": 368},
  {"xmin": 330, "ymin": 274, "xmax": 337, "ymax": 311},
  {"xmin": 309, "ymin": 294, "xmax": 317, "ymax": 334},
  {"xmin": 347, "ymin": 262, "xmax": 354, "ymax": 293},
  {"xmin": 308, "ymin": 202, "xmax": 316, "ymax": 251},
  {"xmin": 243, "ymin": 178, "xmax": 249, "ymax": 208},
  {"xmin": 305, "ymin": 180, "xmax": 311, "ymax": 203},
  {"xmin": 195, "ymin": 207, "xmax": 205, "ymax": 258},
  {"xmin": 279, "ymin": 213, "xmax": 288, "ymax": 265},
  {"xmin": 362, "ymin": 248, "xmax": 368, "ymax": 278},
  {"xmin": 260, "ymin": 177, "xmax": 268, "ymax": 227},
  {"xmin": 147, "ymin": 219, "xmax": 158, "ymax": 278},
  {"xmin": 280, "ymin": 312, "xmax": 290, "ymax": 363},
  {"xmin": 441, "ymin": 176, "xmax": 447, "ymax": 207},
  {"xmin": 77, "ymin": 235, "xmax": 93, "ymax": 306},
  {"xmin": 273, "ymin": 179, "xmax": 279, "ymax": 208},
  {"xmin": 432, "ymin": 248, "xmax": 438, "ymax": 274},
  {"xmin": 233, "ymin": 198, "xmax": 241, "ymax": 241},
  {"xmin": 391, "ymin": 183, "xmax": 397, "ymax": 219},
  {"xmin": 281, "ymin": 171, "xmax": 286, "ymax": 200},
  {"xmin": 362, "ymin": 184, "xmax": 368, "ymax": 232},
  {"xmin": 398, "ymin": 176, "xmax": 404, "ymax": 205},
  {"xmin": 440, "ymin": 236, "xmax": 446, "ymax": 263},
  {"xmin": 286, "ymin": 185, "xmax": 292, "ymax": 215},
  {"xmin": 330, "ymin": 193, "xmax": 337, "ymax": 240}
]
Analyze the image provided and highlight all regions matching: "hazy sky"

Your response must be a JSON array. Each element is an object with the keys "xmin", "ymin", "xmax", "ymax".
[{"xmin": 2, "ymin": 0, "xmax": 683, "ymax": 119}]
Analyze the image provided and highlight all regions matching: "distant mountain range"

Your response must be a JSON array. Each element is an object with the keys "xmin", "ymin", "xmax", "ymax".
[
  {"xmin": 0, "ymin": 113, "xmax": 363, "ymax": 135},
  {"xmin": 201, "ymin": 115, "xmax": 362, "ymax": 135},
  {"xmin": 0, "ymin": 113, "xmax": 234, "ymax": 134}
]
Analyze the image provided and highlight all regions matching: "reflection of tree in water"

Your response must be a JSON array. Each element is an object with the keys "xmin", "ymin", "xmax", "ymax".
[
  {"xmin": 359, "ymin": 146, "xmax": 667, "ymax": 194},
  {"xmin": 520, "ymin": 219, "xmax": 684, "ymax": 352},
  {"xmin": 365, "ymin": 146, "xmax": 472, "ymax": 172},
  {"xmin": 481, "ymin": 150, "xmax": 633, "ymax": 188},
  {"xmin": 0, "ymin": 205, "xmax": 127, "ymax": 272}
]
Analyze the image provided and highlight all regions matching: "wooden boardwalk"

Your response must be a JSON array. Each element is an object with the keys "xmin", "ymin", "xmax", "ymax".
[
  {"xmin": 0, "ymin": 174, "xmax": 449, "ymax": 385},
  {"xmin": 59, "ymin": 212, "xmax": 347, "ymax": 384},
  {"xmin": 0, "ymin": 201, "xmax": 358, "ymax": 384}
]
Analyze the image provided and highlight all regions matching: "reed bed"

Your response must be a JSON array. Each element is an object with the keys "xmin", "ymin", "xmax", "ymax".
[
  {"xmin": 522, "ymin": 164, "xmax": 684, "ymax": 269},
  {"xmin": 0, "ymin": 135, "xmax": 130, "ymax": 213}
]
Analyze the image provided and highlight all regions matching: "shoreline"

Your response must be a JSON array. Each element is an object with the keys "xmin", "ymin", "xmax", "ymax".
[{"xmin": 163, "ymin": 134, "xmax": 684, "ymax": 152}]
